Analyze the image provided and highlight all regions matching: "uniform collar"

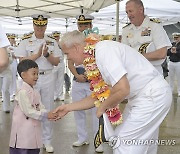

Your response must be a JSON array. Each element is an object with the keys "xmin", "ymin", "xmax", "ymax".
[{"xmin": 31, "ymin": 33, "xmax": 49, "ymax": 41}]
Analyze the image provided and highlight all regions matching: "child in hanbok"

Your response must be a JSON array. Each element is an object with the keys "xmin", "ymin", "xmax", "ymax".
[{"xmin": 9, "ymin": 59, "xmax": 57, "ymax": 154}]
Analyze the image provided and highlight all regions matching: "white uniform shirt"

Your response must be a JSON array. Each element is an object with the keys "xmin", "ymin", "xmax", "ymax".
[
  {"xmin": 121, "ymin": 16, "xmax": 171, "ymax": 67},
  {"xmin": 16, "ymin": 34, "xmax": 61, "ymax": 70},
  {"xmin": 95, "ymin": 40, "xmax": 159, "ymax": 98},
  {"xmin": 0, "ymin": 24, "xmax": 10, "ymax": 48}
]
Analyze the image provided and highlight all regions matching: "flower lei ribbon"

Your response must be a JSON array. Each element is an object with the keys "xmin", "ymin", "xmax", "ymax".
[
  {"xmin": 82, "ymin": 29, "xmax": 123, "ymax": 148},
  {"xmin": 83, "ymin": 27, "xmax": 99, "ymax": 37}
]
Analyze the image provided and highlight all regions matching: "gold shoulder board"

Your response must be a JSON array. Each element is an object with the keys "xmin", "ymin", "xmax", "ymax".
[{"xmin": 150, "ymin": 18, "xmax": 161, "ymax": 24}]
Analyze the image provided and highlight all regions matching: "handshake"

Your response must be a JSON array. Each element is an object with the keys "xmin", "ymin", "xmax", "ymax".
[
  {"xmin": 47, "ymin": 104, "xmax": 69, "ymax": 121},
  {"xmin": 47, "ymin": 100, "xmax": 104, "ymax": 121}
]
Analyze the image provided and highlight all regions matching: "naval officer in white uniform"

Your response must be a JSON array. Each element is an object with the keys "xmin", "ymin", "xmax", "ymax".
[
  {"xmin": 68, "ymin": 14, "xmax": 102, "ymax": 153},
  {"xmin": 122, "ymin": 0, "xmax": 171, "ymax": 74},
  {"xmin": 54, "ymin": 30, "xmax": 172, "ymax": 154}
]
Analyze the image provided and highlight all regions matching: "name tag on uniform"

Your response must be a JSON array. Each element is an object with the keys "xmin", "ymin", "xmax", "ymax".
[{"xmin": 46, "ymin": 40, "xmax": 54, "ymax": 46}]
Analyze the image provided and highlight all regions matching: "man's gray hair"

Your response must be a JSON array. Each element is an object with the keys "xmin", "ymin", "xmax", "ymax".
[
  {"xmin": 126, "ymin": 0, "xmax": 144, "ymax": 8},
  {"xmin": 60, "ymin": 30, "xmax": 85, "ymax": 48}
]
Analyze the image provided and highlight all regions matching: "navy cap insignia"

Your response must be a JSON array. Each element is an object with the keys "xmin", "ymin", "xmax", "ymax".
[
  {"xmin": 79, "ymin": 15, "xmax": 85, "ymax": 21},
  {"xmin": 32, "ymin": 14, "xmax": 49, "ymax": 26}
]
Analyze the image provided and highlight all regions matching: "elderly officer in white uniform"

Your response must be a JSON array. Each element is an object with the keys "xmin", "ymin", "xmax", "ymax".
[
  {"xmin": 68, "ymin": 14, "xmax": 102, "ymax": 152},
  {"xmin": 54, "ymin": 30, "xmax": 172, "ymax": 154},
  {"xmin": 0, "ymin": 24, "xmax": 10, "ymax": 73},
  {"xmin": 122, "ymin": 0, "xmax": 171, "ymax": 75},
  {"xmin": 15, "ymin": 14, "xmax": 61, "ymax": 153},
  {"xmin": 6, "ymin": 33, "xmax": 18, "ymax": 101},
  {"xmin": 52, "ymin": 31, "xmax": 65, "ymax": 101}
]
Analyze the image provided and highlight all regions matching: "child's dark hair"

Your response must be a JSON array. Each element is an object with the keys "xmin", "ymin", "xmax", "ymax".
[{"xmin": 17, "ymin": 59, "xmax": 38, "ymax": 78}]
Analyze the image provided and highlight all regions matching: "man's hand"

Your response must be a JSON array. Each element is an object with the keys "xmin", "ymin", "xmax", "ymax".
[
  {"xmin": 171, "ymin": 47, "xmax": 177, "ymax": 53},
  {"xmin": 53, "ymin": 104, "xmax": 69, "ymax": 120},
  {"xmin": 36, "ymin": 44, "xmax": 43, "ymax": 58},
  {"xmin": 48, "ymin": 111, "xmax": 58, "ymax": 120},
  {"xmin": 75, "ymin": 74, "xmax": 87, "ymax": 82},
  {"xmin": 37, "ymin": 43, "xmax": 49, "ymax": 58},
  {"xmin": 42, "ymin": 43, "xmax": 49, "ymax": 57}
]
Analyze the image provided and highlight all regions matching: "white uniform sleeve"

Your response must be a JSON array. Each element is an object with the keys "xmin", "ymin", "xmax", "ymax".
[
  {"xmin": 0, "ymin": 24, "xmax": 10, "ymax": 48},
  {"xmin": 151, "ymin": 23, "xmax": 171, "ymax": 49},
  {"xmin": 16, "ymin": 90, "xmax": 48, "ymax": 121},
  {"xmin": 95, "ymin": 41, "xmax": 127, "ymax": 86}
]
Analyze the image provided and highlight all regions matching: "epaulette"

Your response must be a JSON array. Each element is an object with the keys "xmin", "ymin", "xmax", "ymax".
[
  {"xmin": 150, "ymin": 18, "xmax": 161, "ymax": 24},
  {"xmin": 28, "ymin": 32, "xmax": 33, "ymax": 37},
  {"xmin": 22, "ymin": 34, "xmax": 32, "ymax": 40},
  {"xmin": 123, "ymin": 23, "xmax": 131, "ymax": 29}
]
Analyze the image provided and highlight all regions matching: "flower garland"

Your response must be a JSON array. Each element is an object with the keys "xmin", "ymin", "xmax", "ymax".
[{"xmin": 83, "ymin": 32, "xmax": 123, "ymax": 126}]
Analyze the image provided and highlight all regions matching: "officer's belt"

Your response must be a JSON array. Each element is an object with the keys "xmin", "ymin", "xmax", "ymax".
[
  {"xmin": 39, "ymin": 69, "xmax": 52, "ymax": 75},
  {"xmin": 73, "ymin": 67, "xmax": 88, "ymax": 82}
]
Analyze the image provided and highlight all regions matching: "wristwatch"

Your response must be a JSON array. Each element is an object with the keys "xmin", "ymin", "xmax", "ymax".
[{"xmin": 44, "ymin": 52, "xmax": 50, "ymax": 58}]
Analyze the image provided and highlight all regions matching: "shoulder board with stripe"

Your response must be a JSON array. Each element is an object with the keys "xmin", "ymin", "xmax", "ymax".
[
  {"xmin": 123, "ymin": 23, "xmax": 131, "ymax": 29},
  {"xmin": 22, "ymin": 35, "xmax": 32, "ymax": 40},
  {"xmin": 138, "ymin": 43, "xmax": 150, "ymax": 54},
  {"xmin": 150, "ymin": 18, "xmax": 161, "ymax": 24}
]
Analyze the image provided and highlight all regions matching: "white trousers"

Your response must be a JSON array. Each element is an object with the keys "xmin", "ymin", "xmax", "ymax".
[
  {"xmin": 168, "ymin": 61, "xmax": 180, "ymax": 95},
  {"xmin": 9, "ymin": 59, "xmax": 18, "ymax": 97},
  {"xmin": 71, "ymin": 81, "xmax": 99, "ymax": 142},
  {"xmin": 0, "ymin": 70, "xmax": 12, "ymax": 111},
  {"xmin": 35, "ymin": 72, "xmax": 55, "ymax": 145},
  {"xmin": 53, "ymin": 63, "xmax": 65, "ymax": 99},
  {"xmin": 105, "ymin": 76, "xmax": 172, "ymax": 154}
]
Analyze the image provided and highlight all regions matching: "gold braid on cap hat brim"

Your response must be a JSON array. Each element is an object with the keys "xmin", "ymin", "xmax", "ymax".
[
  {"xmin": 77, "ymin": 20, "xmax": 92, "ymax": 23},
  {"xmin": 33, "ymin": 19, "xmax": 48, "ymax": 26},
  {"xmin": 7, "ymin": 36, "xmax": 16, "ymax": 39}
]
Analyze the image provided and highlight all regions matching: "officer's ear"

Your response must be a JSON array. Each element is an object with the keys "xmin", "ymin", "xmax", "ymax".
[{"xmin": 139, "ymin": 5, "xmax": 144, "ymax": 14}]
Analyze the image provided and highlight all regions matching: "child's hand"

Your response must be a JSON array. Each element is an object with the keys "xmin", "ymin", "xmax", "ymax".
[
  {"xmin": 53, "ymin": 104, "xmax": 69, "ymax": 121},
  {"xmin": 48, "ymin": 111, "xmax": 58, "ymax": 120}
]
